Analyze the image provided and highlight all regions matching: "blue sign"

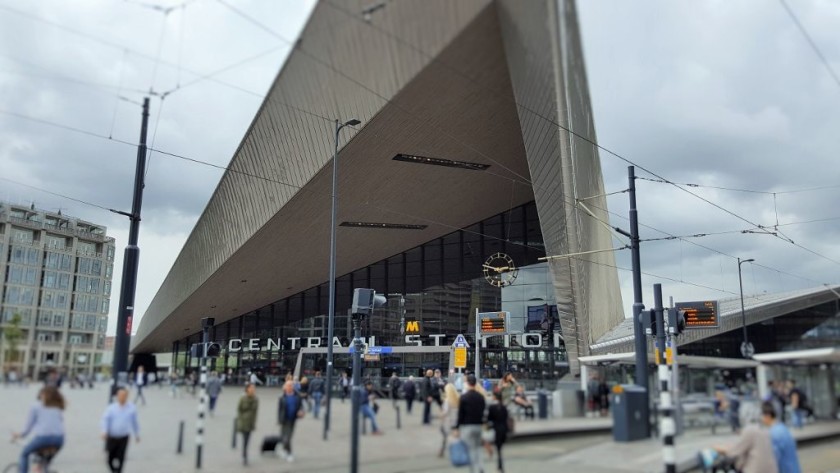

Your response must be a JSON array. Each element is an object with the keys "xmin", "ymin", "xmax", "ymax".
[
  {"xmin": 452, "ymin": 334, "xmax": 470, "ymax": 348},
  {"xmin": 349, "ymin": 346, "xmax": 393, "ymax": 354}
]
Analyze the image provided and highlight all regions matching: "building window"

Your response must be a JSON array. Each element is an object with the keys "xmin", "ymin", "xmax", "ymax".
[
  {"xmin": 6, "ymin": 265, "xmax": 38, "ymax": 286},
  {"xmin": 11, "ymin": 228, "xmax": 34, "ymax": 243},
  {"xmin": 71, "ymin": 315, "xmax": 85, "ymax": 329},
  {"xmin": 69, "ymin": 334, "xmax": 82, "ymax": 345},
  {"xmin": 101, "ymin": 299, "xmax": 109, "ymax": 314},
  {"xmin": 4, "ymin": 286, "xmax": 36, "ymax": 305}
]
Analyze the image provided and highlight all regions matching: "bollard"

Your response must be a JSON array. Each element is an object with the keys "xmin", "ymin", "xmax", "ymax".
[
  {"xmin": 395, "ymin": 404, "xmax": 401, "ymax": 430},
  {"xmin": 232, "ymin": 417, "xmax": 237, "ymax": 449},
  {"xmin": 176, "ymin": 420, "xmax": 185, "ymax": 454},
  {"xmin": 361, "ymin": 411, "xmax": 367, "ymax": 435}
]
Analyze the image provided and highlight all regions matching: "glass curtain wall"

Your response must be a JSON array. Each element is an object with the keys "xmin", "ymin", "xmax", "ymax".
[{"xmin": 176, "ymin": 201, "xmax": 566, "ymax": 386}]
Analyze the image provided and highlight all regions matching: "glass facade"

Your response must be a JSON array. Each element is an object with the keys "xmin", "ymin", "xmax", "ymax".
[{"xmin": 175, "ymin": 201, "xmax": 567, "ymax": 387}]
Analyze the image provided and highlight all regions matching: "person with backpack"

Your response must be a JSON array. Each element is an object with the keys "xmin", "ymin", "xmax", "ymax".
[{"xmin": 388, "ymin": 373, "xmax": 402, "ymax": 401}]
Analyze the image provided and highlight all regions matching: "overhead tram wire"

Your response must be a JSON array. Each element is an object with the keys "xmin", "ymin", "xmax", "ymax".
[
  {"xmin": 634, "ymin": 177, "xmax": 840, "ymax": 196},
  {"xmin": 778, "ymin": 0, "xmax": 840, "ymax": 91},
  {"xmin": 0, "ymin": 108, "xmax": 551, "ymax": 255},
  {"xmin": 635, "ymin": 176, "xmax": 840, "ymax": 268},
  {"xmin": 0, "ymin": 2, "xmax": 326, "ymax": 122},
  {"xmin": 0, "ymin": 177, "xmax": 117, "ymax": 214},
  {"xmin": 5, "ymin": 100, "xmax": 830, "ymax": 291},
  {"xmin": 4, "ymin": 5, "xmax": 832, "ymax": 278},
  {"xmin": 583, "ymin": 199, "xmax": 827, "ymax": 287}
]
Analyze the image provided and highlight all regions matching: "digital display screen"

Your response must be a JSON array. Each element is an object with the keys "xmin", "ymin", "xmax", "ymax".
[
  {"xmin": 676, "ymin": 301, "xmax": 719, "ymax": 329},
  {"xmin": 479, "ymin": 312, "xmax": 508, "ymax": 334}
]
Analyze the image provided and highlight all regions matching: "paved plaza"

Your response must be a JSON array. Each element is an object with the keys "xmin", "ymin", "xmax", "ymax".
[{"xmin": 1, "ymin": 384, "xmax": 839, "ymax": 472}]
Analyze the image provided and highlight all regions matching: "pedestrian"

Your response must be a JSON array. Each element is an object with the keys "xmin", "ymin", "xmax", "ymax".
[
  {"xmin": 403, "ymin": 375, "xmax": 417, "ymax": 414},
  {"xmin": 299, "ymin": 376, "xmax": 311, "ymax": 411},
  {"xmin": 309, "ymin": 371, "xmax": 325, "ymax": 419},
  {"xmin": 787, "ymin": 380, "xmax": 807, "ymax": 429},
  {"xmin": 453, "ymin": 374, "xmax": 486, "ymax": 473},
  {"xmin": 360, "ymin": 381, "xmax": 384, "ymax": 435},
  {"xmin": 236, "ymin": 383, "xmax": 259, "ymax": 466},
  {"xmin": 433, "ymin": 369, "xmax": 446, "ymax": 399},
  {"xmin": 249, "ymin": 371, "xmax": 263, "ymax": 386},
  {"xmin": 439, "ymin": 383, "xmax": 459, "ymax": 457},
  {"xmin": 277, "ymin": 380, "xmax": 305, "ymax": 462},
  {"xmin": 487, "ymin": 390, "xmax": 511, "ymax": 473},
  {"xmin": 133, "ymin": 366, "xmax": 146, "ymax": 406},
  {"xmin": 101, "ymin": 387, "xmax": 140, "ymax": 473},
  {"xmin": 597, "ymin": 377, "xmax": 611, "ymax": 416},
  {"xmin": 206, "ymin": 371, "xmax": 223, "ymax": 416},
  {"xmin": 12, "ymin": 386, "xmax": 65, "ymax": 473},
  {"xmin": 388, "ymin": 373, "xmax": 402, "ymax": 401},
  {"xmin": 340, "ymin": 372, "xmax": 350, "ymax": 402},
  {"xmin": 497, "ymin": 373, "xmax": 517, "ymax": 408},
  {"xmin": 512, "ymin": 385, "xmax": 534, "ymax": 420},
  {"xmin": 422, "ymin": 369, "xmax": 440, "ymax": 425},
  {"xmin": 712, "ymin": 406, "xmax": 778, "ymax": 473},
  {"xmin": 760, "ymin": 401, "xmax": 801, "ymax": 473}
]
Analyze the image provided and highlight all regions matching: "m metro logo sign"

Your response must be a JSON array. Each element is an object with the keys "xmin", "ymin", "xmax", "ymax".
[{"xmin": 405, "ymin": 320, "xmax": 422, "ymax": 334}]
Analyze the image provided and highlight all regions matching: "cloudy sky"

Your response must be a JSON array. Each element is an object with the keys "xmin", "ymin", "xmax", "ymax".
[{"xmin": 1, "ymin": 0, "xmax": 838, "ymax": 337}]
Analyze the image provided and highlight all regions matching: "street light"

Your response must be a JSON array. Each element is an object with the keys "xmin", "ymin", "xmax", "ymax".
[
  {"xmin": 324, "ymin": 118, "xmax": 360, "ymax": 440},
  {"xmin": 738, "ymin": 257, "xmax": 755, "ymax": 358}
]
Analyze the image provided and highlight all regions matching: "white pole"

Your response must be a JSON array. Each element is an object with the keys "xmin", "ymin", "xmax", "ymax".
[{"xmin": 474, "ymin": 309, "xmax": 480, "ymax": 378}]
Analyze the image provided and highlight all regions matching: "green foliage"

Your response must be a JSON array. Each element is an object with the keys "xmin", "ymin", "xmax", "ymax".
[{"xmin": 3, "ymin": 312, "xmax": 24, "ymax": 364}]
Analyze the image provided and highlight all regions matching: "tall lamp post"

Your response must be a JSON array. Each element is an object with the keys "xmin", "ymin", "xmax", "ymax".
[
  {"xmin": 737, "ymin": 257, "xmax": 755, "ymax": 358},
  {"xmin": 324, "ymin": 118, "xmax": 360, "ymax": 440}
]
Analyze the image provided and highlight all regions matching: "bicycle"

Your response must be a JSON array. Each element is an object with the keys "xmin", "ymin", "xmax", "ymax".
[{"xmin": 4, "ymin": 439, "xmax": 60, "ymax": 473}]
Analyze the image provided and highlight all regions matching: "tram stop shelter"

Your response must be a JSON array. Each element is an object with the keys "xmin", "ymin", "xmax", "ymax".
[{"xmin": 753, "ymin": 347, "xmax": 840, "ymax": 420}]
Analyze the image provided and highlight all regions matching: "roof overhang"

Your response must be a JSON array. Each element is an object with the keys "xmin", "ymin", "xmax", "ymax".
[
  {"xmin": 753, "ymin": 347, "xmax": 840, "ymax": 366},
  {"xmin": 132, "ymin": 3, "xmax": 535, "ymax": 353}
]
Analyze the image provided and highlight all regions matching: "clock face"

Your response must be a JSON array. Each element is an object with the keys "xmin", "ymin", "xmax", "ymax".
[{"xmin": 483, "ymin": 252, "xmax": 518, "ymax": 288}]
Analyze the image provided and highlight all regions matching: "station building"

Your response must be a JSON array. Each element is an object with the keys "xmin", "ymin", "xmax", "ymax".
[{"xmin": 131, "ymin": 0, "xmax": 626, "ymax": 384}]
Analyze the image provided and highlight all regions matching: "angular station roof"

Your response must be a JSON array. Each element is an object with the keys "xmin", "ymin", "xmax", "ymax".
[{"xmin": 133, "ymin": 0, "xmax": 623, "ymax": 364}]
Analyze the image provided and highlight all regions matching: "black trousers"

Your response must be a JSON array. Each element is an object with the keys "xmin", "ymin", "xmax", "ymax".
[
  {"xmin": 406, "ymin": 397, "xmax": 414, "ymax": 414},
  {"xmin": 105, "ymin": 436, "xmax": 129, "ymax": 473},
  {"xmin": 241, "ymin": 431, "xmax": 251, "ymax": 459}
]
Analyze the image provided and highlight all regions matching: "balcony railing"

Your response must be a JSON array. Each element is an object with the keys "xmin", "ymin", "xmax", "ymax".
[{"xmin": 8, "ymin": 216, "xmax": 113, "ymax": 243}]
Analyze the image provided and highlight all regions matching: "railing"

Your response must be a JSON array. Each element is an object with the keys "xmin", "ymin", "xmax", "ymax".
[{"xmin": 8, "ymin": 215, "xmax": 112, "ymax": 242}]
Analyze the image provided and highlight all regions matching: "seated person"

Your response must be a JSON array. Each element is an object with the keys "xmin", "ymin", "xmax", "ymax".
[{"xmin": 512, "ymin": 385, "xmax": 534, "ymax": 419}]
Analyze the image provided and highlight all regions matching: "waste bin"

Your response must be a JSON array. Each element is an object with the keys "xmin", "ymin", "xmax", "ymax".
[
  {"xmin": 537, "ymin": 389, "xmax": 549, "ymax": 419},
  {"xmin": 611, "ymin": 385, "xmax": 650, "ymax": 442}
]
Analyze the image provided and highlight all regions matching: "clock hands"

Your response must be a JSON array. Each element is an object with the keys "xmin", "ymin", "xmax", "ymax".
[{"xmin": 482, "ymin": 264, "xmax": 511, "ymax": 273}]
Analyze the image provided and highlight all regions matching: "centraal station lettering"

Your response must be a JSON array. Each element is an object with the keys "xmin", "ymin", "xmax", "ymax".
[{"xmin": 222, "ymin": 333, "xmax": 563, "ymax": 353}]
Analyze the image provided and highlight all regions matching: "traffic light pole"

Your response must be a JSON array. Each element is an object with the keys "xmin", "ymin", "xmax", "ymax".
[
  {"xmin": 653, "ymin": 286, "xmax": 676, "ymax": 473},
  {"xmin": 349, "ymin": 313, "xmax": 364, "ymax": 473},
  {"xmin": 110, "ymin": 96, "xmax": 150, "ymax": 398}
]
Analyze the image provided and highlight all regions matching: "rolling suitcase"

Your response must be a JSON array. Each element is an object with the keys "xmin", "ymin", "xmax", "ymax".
[{"xmin": 260, "ymin": 435, "xmax": 281, "ymax": 454}]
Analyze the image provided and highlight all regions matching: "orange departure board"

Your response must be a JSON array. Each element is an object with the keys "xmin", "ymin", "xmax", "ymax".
[
  {"xmin": 676, "ymin": 301, "xmax": 719, "ymax": 329},
  {"xmin": 478, "ymin": 311, "xmax": 508, "ymax": 335}
]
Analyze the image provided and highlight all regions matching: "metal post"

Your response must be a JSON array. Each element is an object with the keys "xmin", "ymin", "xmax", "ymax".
[
  {"xmin": 324, "ymin": 120, "xmax": 341, "ymax": 440},
  {"xmin": 231, "ymin": 417, "xmax": 237, "ymax": 449},
  {"xmin": 737, "ymin": 258, "xmax": 754, "ymax": 358},
  {"xmin": 176, "ymin": 420, "xmax": 184, "ymax": 454},
  {"xmin": 350, "ymin": 314, "xmax": 364, "ymax": 473},
  {"xmin": 110, "ymin": 97, "xmax": 150, "ymax": 397},
  {"xmin": 627, "ymin": 166, "xmax": 650, "ymax": 437},
  {"xmin": 474, "ymin": 309, "xmax": 480, "ymax": 377},
  {"xmin": 653, "ymin": 285, "xmax": 676, "ymax": 473},
  {"xmin": 395, "ymin": 404, "xmax": 401, "ymax": 430},
  {"xmin": 325, "ymin": 118, "xmax": 360, "ymax": 439},
  {"xmin": 196, "ymin": 317, "xmax": 214, "ymax": 469}
]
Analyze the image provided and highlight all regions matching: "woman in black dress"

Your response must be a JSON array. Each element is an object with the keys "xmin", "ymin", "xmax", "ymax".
[{"xmin": 487, "ymin": 391, "xmax": 510, "ymax": 473}]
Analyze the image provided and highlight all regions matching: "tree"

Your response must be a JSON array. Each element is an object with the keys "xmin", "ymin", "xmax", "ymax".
[{"xmin": 3, "ymin": 313, "xmax": 24, "ymax": 367}]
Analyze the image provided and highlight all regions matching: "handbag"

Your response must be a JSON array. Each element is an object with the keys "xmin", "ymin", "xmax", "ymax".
[
  {"xmin": 448, "ymin": 439, "xmax": 470, "ymax": 467},
  {"xmin": 481, "ymin": 425, "xmax": 496, "ymax": 443}
]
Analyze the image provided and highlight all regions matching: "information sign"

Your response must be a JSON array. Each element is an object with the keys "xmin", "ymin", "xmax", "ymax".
[
  {"xmin": 478, "ymin": 311, "xmax": 508, "ymax": 335},
  {"xmin": 453, "ymin": 347, "xmax": 467, "ymax": 369},
  {"xmin": 676, "ymin": 301, "xmax": 720, "ymax": 329}
]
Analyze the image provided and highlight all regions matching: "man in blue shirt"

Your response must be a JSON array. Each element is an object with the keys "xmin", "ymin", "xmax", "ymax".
[
  {"xmin": 277, "ymin": 380, "xmax": 304, "ymax": 462},
  {"xmin": 761, "ymin": 401, "xmax": 801, "ymax": 473},
  {"xmin": 101, "ymin": 388, "xmax": 140, "ymax": 473}
]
